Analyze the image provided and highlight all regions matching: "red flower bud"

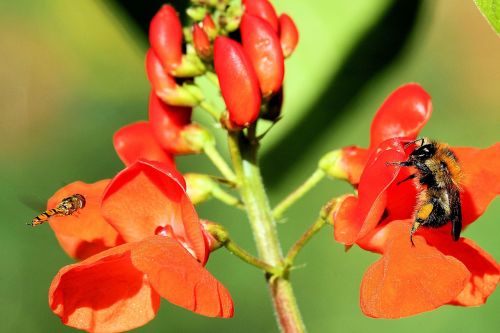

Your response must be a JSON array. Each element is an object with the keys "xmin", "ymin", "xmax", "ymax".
[
  {"xmin": 148, "ymin": 91, "xmax": 199, "ymax": 154},
  {"xmin": 192, "ymin": 24, "xmax": 212, "ymax": 60},
  {"xmin": 146, "ymin": 49, "xmax": 201, "ymax": 106},
  {"xmin": 202, "ymin": 14, "xmax": 217, "ymax": 40},
  {"xmin": 243, "ymin": 0, "xmax": 278, "ymax": 31},
  {"xmin": 113, "ymin": 121, "xmax": 175, "ymax": 167},
  {"xmin": 146, "ymin": 48, "xmax": 176, "ymax": 93},
  {"xmin": 240, "ymin": 13, "xmax": 284, "ymax": 97},
  {"xmin": 214, "ymin": 36, "xmax": 261, "ymax": 127},
  {"xmin": 149, "ymin": 5, "xmax": 183, "ymax": 73},
  {"xmin": 278, "ymin": 14, "xmax": 299, "ymax": 58}
]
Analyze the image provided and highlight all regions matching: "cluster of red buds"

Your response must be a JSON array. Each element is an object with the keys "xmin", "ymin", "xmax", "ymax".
[{"xmin": 146, "ymin": 0, "xmax": 298, "ymax": 133}]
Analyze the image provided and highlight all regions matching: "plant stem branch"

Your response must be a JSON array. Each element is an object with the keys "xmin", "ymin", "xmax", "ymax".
[
  {"xmin": 285, "ymin": 201, "xmax": 336, "ymax": 266},
  {"xmin": 207, "ymin": 223, "xmax": 278, "ymax": 274},
  {"xmin": 285, "ymin": 216, "xmax": 326, "ymax": 266},
  {"xmin": 272, "ymin": 169, "xmax": 325, "ymax": 220},
  {"xmin": 211, "ymin": 186, "xmax": 244, "ymax": 209},
  {"xmin": 203, "ymin": 143, "xmax": 238, "ymax": 183},
  {"xmin": 199, "ymin": 100, "xmax": 221, "ymax": 121}
]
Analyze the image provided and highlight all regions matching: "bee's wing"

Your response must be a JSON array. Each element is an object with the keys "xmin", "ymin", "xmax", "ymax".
[{"xmin": 449, "ymin": 186, "xmax": 462, "ymax": 241}]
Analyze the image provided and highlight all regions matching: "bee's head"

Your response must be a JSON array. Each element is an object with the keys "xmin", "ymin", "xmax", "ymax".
[{"xmin": 410, "ymin": 143, "xmax": 436, "ymax": 161}]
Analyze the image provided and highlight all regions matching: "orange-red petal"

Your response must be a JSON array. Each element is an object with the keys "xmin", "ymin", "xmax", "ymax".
[
  {"xmin": 132, "ymin": 236, "xmax": 233, "ymax": 318},
  {"xmin": 49, "ymin": 242, "xmax": 161, "ymax": 333},
  {"xmin": 360, "ymin": 229, "xmax": 470, "ymax": 318},
  {"xmin": 113, "ymin": 121, "xmax": 175, "ymax": 167},
  {"xmin": 369, "ymin": 83, "xmax": 431, "ymax": 149},
  {"xmin": 101, "ymin": 160, "xmax": 208, "ymax": 264},
  {"xmin": 48, "ymin": 180, "xmax": 124, "ymax": 260},
  {"xmin": 333, "ymin": 138, "xmax": 406, "ymax": 245},
  {"xmin": 337, "ymin": 146, "xmax": 369, "ymax": 185},
  {"xmin": 454, "ymin": 144, "xmax": 500, "ymax": 227},
  {"xmin": 422, "ymin": 232, "xmax": 500, "ymax": 306}
]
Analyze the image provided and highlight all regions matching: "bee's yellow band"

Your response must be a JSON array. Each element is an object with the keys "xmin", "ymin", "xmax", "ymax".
[{"xmin": 417, "ymin": 203, "xmax": 434, "ymax": 220}]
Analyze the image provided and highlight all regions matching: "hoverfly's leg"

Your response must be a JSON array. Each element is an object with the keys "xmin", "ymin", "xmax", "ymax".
[
  {"xmin": 404, "ymin": 138, "xmax": 425, "ymax": 149},
  {"xmin": 397, "ymin": 173, "xmax": 417, "ymax": 185},
  {"xmin": 409, "ymin": 221, "xmax": 421, "ymax": 247}
]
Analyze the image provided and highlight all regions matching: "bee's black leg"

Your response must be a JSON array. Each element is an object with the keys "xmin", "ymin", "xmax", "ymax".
[
  {"xmin": 386, "ymin": 161, "xmax": 413, "ymax": 167},
  {"xmin": 404, "ymin": 138, "xmax": 425, "ymax": 149},
  {"xmin": 397, "ymin": 173, "xmax": 417, "ymax": 185}
]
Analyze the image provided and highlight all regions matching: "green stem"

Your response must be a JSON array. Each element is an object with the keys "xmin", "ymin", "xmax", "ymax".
[
  {"xmin": 285, "ymin": 201, "xmax": 336, "ymax": 266},
  {"xmin": 285, "ymin": 216, "xmax": 327, "ymax": 266},
  {"xmin": 199, "ymin": 100, "xmax": 221, "ymax": 120},
  {"xmin": 207, "ymin": 223, "xmax": 278, "ymax": 274},
  {"xmin": 203, "ymin": 143, "xmax": 238, "ymax": 183},
  {"xmin": 228, "ymin": 131, "xmax": 306, "ymax": 333},
  {"xmin": 211, "ymin": 186, "xmax": 244, "ymax": 209},
  {"xmin": 272, "ymin": 169, "xmax": 326, "ymax": 220}
]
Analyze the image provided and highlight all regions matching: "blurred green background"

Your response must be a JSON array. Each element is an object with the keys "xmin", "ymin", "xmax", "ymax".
[{"xmin": 1, "ymin": 0, "xmax": 499, "ymax": 332}]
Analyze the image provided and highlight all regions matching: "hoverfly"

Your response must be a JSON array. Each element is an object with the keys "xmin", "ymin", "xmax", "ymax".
[{"xmin": 28, "ymin": 194, "xmax": 86, "ymax": 226}]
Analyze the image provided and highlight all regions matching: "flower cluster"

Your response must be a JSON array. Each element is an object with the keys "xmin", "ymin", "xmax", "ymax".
[
  {"xmin": 45, "ymin": 1, "xmax": 301, "ymax": 331},
  {"xmin": 330, "ymin": 83, "xmax": 500, "ymax": 318}
]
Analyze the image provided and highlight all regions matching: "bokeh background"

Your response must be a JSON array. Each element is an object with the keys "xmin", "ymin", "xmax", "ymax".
[{"xmin": 1, "ymin": 0, "xmax": 499, "ymax": 332}]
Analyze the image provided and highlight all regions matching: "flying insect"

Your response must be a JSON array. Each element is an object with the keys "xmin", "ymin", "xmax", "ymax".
[{"xmin": 29, "ymin": 194, "xmax": 86, "ymax": 226}]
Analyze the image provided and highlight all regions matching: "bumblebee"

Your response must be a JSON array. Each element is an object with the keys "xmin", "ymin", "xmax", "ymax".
[
  {"xmin": 388, "ymin": 138, "xmax": 462, "ymax": 245},
  {"xmin": 29, "ymin": 194, "xmax": 86, "ymax": 226}
]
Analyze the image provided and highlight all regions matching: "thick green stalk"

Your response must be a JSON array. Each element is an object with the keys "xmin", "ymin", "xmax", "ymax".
[{"xmin": 228, "ymin": 132, "xmax": 306, "ymax": 333}]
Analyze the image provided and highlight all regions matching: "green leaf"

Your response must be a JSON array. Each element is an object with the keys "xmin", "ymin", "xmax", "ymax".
[{"xmin": 474, "ymin": 0, "xmax": 500, "ymax": 34}]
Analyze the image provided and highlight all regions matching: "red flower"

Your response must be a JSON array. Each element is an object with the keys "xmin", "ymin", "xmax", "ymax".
[
  {"xmin": 243, "ymin": 0, "xmax": 279, "ymax": 32},
  {"xmin": 149, "ymin": 4, "xmax": 183, "ymax": 73},
  {"xmin": 192, "ymin": 23, "xmax": 212, "ymax": 60},
  {"xmin": 113, "ymin": 121, "xmax": 175, "ymax": 167},
  {"xmin": 147, "ymin": 91, "xmax": 203, "ymax": 155},
  {"xmin": 240, "ymin": 13, "xmax": 284, "ymax": 97},
  {"xmin": 214, "ymin": 36, "xmax": 261, "ymax": 127},
  {"xmin": 331, "ymin": 83, "xmax": 500, "ymax": 318},
  {"xmin": 278, "ymin": 14, "xmax": 299, "ymax": 58},
  {"xmin": 49, "ymin": 161, "xmax": 233, "ymax": 332}
]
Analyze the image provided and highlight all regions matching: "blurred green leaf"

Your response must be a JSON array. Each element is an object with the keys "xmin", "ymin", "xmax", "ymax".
[{"xmin": 474, "ymin": 0, "xmax": 500, "ymax": 34}]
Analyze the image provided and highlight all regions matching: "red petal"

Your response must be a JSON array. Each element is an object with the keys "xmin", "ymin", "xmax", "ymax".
[
  {"xmin": 243, "ymin": 0, "xmax": 279, "ymax": 31},
  {"xmin": 360, "ymin": 230, "xmax": 470, "ymax": 318},
  {"xmin": 241, "ymin": 13, "xmax": 284, "ymax": 97},
  {"xmin": 423, "ymin": 232, "xmax": 500, "ymax": 306},
  {"xmin": 113, "ymin": 121, "xmax": 175, "ymax": 167},
  {"xmin": 148, "ymin": 91, "xmax": 197, "ymax": 154},
  {"xmin": 192, "ymin": 24, "xmax": 212, "ymax": 59},
  {"xmin": 214, "ymin": 36, "xmax": 261, "ymax": 127},
  {"xmin": 278, "ymin": 14, "xmax": 299, "ymax": 58},
  {"xmin": 132, "ymin": 236, "xmax": 234, "ymax": 318},
  {"xmin": 369, "ymin": 83, "xmax": 431, "ymax": 149},
  {"xmin": 454, "ymin": 144, "xmax": 500, "ymax": 227},
  {"xmin": 337, "ymin": 146, "xmax": 369, "ymax": 185},
  {"xmin": 101, "ymin": 160, "xmax": 208, "ymax": 264},
  {"xmin": 49, "ymin": 242, "xmax": 161, "ymax": 333},
  {"xmin": 333, "ymin": 139, "xmax": 407, "ymax": 245},
  {"xmin": 145, "ymin": 48, "xmax": 176, "ymax": 94},
  {"xmin": 48, "ymin": 180, "xmax": 124, "ymax": 260},
  {"xmin": 202, "ymin": 14, "xmax": 217, "ymax": 39},
  {"xmin": 149, "ymin": 5, "xmax": 183, "ymax": 72}
]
